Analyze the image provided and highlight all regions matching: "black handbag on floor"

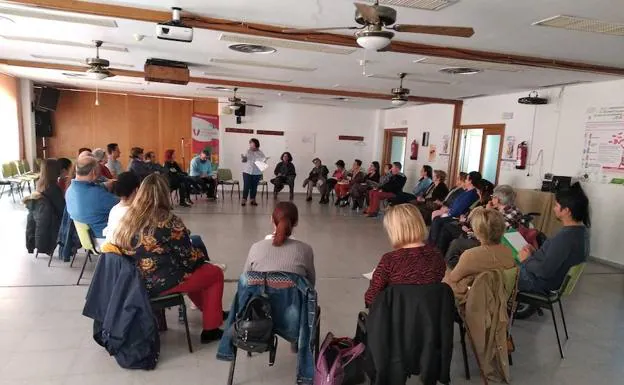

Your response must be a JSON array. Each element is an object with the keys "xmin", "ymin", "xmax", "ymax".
[{"xmin": 340, "ymin": 311, "xmax": 368, "ymax": 385}]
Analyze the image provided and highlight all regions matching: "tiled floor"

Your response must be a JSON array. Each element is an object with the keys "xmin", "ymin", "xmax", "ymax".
[{"xmin": 0, "ymin": 194, "xmax": 623, "ymax": 384}]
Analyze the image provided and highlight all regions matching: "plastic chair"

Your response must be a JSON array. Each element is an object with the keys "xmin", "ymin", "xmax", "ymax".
[
  {"xmin": 71, "ymin": 220, "xmax": 100, "ymax": 285},
  {"xmin": 516, "ymin": 263, "xmax": 586, "ymax": 358},
  {"xmin": 258, "ymin": 175, "xmax": 269, "ymax": 199},
  {"xmin": 1, "ymin": 162, "xmax": 24, "ymax": 201},
  {"xmin": 150, "ymin": 293, "xmax": 193, "ymax": 353},
  {"xmin": 217, "ymin": 169, "xmax": 240, "ymax": 198}
]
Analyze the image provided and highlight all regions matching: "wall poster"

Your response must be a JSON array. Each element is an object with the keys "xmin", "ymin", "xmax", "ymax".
[
  {"xmin": 582, "ymin": 106, "xmax": 624, "ymax": 181},
  {"xmin": 192, "ymin": 113, "xmax": 220, "ymax": 169}
]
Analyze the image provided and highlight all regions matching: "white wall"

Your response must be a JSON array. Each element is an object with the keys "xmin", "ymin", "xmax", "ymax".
[
  {"xmin": 383, "ymin": 104, "xmax": 455, "ymax": 190},
  {"xmin": 460, "ymin": 79, "xmax": 624, "ymax": 265},
  {"xmin": 20, "ymin": 79, "xmax": 36, "ymax": 168},
  {"xmin": 218, "ymin": 102, "xmax": 378, "ymax": 193}
]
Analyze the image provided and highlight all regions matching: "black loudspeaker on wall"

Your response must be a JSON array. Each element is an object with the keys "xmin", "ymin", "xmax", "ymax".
[{"xmin": 35, "ymin": 110, "xmax": 53, "ymax": 138}]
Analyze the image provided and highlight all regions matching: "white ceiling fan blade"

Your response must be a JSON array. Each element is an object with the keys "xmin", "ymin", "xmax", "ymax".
[{"xmin": 31, "ymin": 54, "xmax": 134, "ymax": 68}]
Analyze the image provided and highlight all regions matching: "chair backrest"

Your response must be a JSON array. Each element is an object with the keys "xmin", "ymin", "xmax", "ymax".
[
  {"xmin": 2, "ymin": 163, "xmax": 15, "ymax": 178},
  {"xmin": 34, "ymin": 158, "xmax": 43, "ymax": 172},
  {"xmin": 22, "ymin": 160, "xmax": 32, "ymax": 173},
  {"xmin": 561, "ymin": 263, "xmax": 586, "ymax": 296},
  {"xmin": 73, "ymin": 220, "xmax": 99, "ymax": 254},
  {"xmin": 217, "ymin": 168, "xmax": 233, "ymax": 181},
  {"xmin": 14, "ymin": 160, "xmax": 25, "ymax": 175},
  {"xmin": 8, "ymin": 162, "xmax": 19, "ymax": 176}
]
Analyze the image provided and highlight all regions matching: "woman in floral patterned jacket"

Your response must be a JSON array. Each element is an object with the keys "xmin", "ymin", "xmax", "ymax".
[{"xmin": 113, "ymin": 173, "xmax": 225, "ymax": 344}]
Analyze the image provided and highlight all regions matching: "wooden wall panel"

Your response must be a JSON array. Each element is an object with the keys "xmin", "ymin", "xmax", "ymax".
[
  {"xmin": 48, "ymin": 90, "xmax": 218, "ymax": 170},
  {"xmin": 49, "ymin": 91, "xmax": 94, "ymax": 159},
  {"xmin": 127, "ymin": 95, "xmax": 159, "ymax": 168}
]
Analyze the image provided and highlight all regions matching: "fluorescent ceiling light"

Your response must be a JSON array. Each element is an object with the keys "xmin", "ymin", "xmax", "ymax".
[
  {"xmin": 209, "ymin": 58, "xmax": 316, "ymax": 72},
  {"xmin": 0, "ymin": 5, "xmax": 117, "ymax": 27},
  {"xmin": 0, "ymin": 36, "xmax": 128, "ymax": 52},
  {"xmin": 203, "ymin": 72, "xmax": 292, "ymax": 83}
]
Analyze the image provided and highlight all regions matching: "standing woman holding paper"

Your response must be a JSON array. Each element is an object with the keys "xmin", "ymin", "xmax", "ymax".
[{"xmin": 241, "ymin": 138, "xmax": 267, "ymax": 206}]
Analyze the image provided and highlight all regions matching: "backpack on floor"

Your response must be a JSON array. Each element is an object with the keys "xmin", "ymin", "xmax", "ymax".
[
  {"xmin": 314, "ymin": 332, "xmax": 365, "ymax": 385},
  {"xmin": 232, "ymin": 294, "xmax": 275, "ymax": 354}
]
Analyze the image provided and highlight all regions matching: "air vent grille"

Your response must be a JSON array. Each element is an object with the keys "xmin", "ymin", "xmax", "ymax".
[
  {"xmin": 219, "ymin": 34, "xmax": 356, "ymax": 55},
  {"xmin": 533, "ymin": 15, "xmax": 624, "ymax": 36},
  {"xmin": 369, "ymin": 0, "xmax": 459, "ymax": 11},
  {"xmin": 203, "ymin": 72, "xmax": 292, "ymax": 83},
  {"xmin": 366, "ymin": 73, "xmax": 453, "ymax": 85}
]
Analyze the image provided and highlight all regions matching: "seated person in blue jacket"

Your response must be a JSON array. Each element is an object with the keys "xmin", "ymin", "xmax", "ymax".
[
  {"xmin": 428, "ymin": 171, "xmax": 482, "ymax": 247},
  {"xmin": 517, "ymin": 183, "xmax": 590, "ymax": 294},
  {"xmin": 189, "ymin": 149, "xmax": 216, "ymax": 199},
  {"xmin": 65, "ymin": 155, "xmax": 119, "ymax": 238},
  {"xmin": 109, "ymin": 174, "xmax": 225, "ymax": 343}
]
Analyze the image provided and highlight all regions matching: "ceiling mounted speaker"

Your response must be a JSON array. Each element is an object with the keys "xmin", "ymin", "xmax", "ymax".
[{"xmin": 518, "ymin": 91, "xmax": 548, "ymax": 105}]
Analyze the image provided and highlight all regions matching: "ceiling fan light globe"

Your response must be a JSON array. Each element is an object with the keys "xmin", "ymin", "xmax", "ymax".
[
  {"xmin": 356, "ymin": 35, "xmax": 391, "ymax": 51},
  {"xmin": 86, "ymin": 71, "xmax": 109, "ymax": 81},
  {"xmin": 229, "ymin": 104, "xmax": 241, "ymax": 111},
  {"xmin": 391, "ymin": 98, "xmax": 407, "ymax": 106}
]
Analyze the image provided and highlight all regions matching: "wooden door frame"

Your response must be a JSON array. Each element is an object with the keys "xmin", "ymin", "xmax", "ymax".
[
  {"xmin": 450, "ymin": 124, "xmax": 506, "ymax": 185},
  {"xmin": 382, "ymin": 128, "xmax": 408, "ymax": 166}
]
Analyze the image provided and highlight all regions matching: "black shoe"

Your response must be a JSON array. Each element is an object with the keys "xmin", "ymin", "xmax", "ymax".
[
  {"xmin": 334, "ymin": 199, "xmax": 341, "ymax": 206},
  {"xmin": 222, "ymin": 311, "xmax": 230, "ymax": 320},
  {"xmin": 250, "ymin": 200, "xmax": 258, "ymax": 206},
  {"xmin": 339, "ymin": 200, "xmax": 349, "ymax": 207},
  {"xmin": 241, "ymin": 200, "xmax": 246, "ymax": 206},
  {"xmin": 180, "ymin": 202, "xmax": 190, "ymax": 207},
  {"xmin": 306, "ymin": 196, "xmax": 313, "ymax": 202},
  {"xmin": 200, "ymin": 329, "xmax": 224, "ymax": 344},
  {"xmin": 289, "ymin": 194, "xmax": 294, "ymax": 201}
]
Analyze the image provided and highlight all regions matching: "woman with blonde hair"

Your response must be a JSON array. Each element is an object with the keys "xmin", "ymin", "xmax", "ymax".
[
  {"xmin": 443, "ymin": 207, "xmax": 516, "ymax": 297},
  {"xmin": 364, "ymin": 204, "xmax": 445, "ymax": 306},
  {"xmin": 113, "ymin": 173, "xmax": 225, "ymax": 344}
]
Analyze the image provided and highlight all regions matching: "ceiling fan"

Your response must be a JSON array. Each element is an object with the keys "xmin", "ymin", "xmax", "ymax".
[
  {"xmin": 282, "ymin": 1, "xmax": 474, "ymax": 51},
  {"xmin": 61, "ymin": 40, "xmax": 115, "ymax": 80},
  {"xmin": 389, "ymin": 72, "xmax": 410, "ymax": 107},
  {"xmin": 218, "ymin": 87, "xmax": 264, "ymax": 110}
]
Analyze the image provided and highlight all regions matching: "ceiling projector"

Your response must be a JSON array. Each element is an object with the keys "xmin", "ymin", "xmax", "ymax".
[
  {"xmin": 518, "ymin": 91, "xmax": 548, "ymax": 105},
  {"xmin": 156, "ymin": 7, "xmax": 193, "ymax": 43}
]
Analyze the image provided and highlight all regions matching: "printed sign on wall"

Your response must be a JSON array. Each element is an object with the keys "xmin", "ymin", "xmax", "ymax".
[{"xmin": 192, "ymin": 114, "xmax": 220, "ymax": 168}]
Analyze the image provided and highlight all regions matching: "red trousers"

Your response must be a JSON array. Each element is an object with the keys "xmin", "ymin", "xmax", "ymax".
[
  {"xmin": 335, "ymin": 183, "xmax": 350, "ymax": 199},
  {"xmin": 162, "ymin": 264, "xmax": 224, "ymax": 330},
  {"xmin": 365, "ymin": 190, "xmax": 396, "ymax": 214}
]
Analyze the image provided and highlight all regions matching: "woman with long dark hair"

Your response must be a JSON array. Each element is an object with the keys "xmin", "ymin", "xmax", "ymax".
[
  {"xmin": 25, "ymin": 159, "xmax": 65, "ymax": 256},
  {"xmin": 243, "ymin": 201, "xmax": 315, "ymax": 285},
  {"xmin": 112, "ymin": 174, "xmax": 225, "ymax": 343},
  {"xmin": 241, "ymin": 138, "xmax": 266, "ymax": 206},
  {"xmin": 350, "ymin": 161, "xmax": 382, "ymax": 210},
  {"xmin": 271, "ymin": 151, "xmax": 297, "ymax": 200}
]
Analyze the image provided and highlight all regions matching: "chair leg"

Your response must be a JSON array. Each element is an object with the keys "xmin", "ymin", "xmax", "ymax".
[
  {"xmin": 230, "ymin": 184, "xmax": 234, "ymax": 198},
  {"xmin": 557, "ymin": 299, "xmax": 569, "ymax": 340},
  {"xmin": 549, "ymin": 303, "xmax": 564, "ymax": 359},
  {"xmin": 237, "ymin": 183, "xmax": 241, "ymax": 199},
  {"xmin": 459, "ymin": 322, "xmax": 470, "ymax": 380},
  {"xmin": 48, "ymin": 252, "xmax": 53, "ymax": 267},
  {"xmin": 35, "ymin": 251, "xmax": 38, "ymax": 259},
  {"xmin": 77, "ymin": 250, "xmax": 91, "ymax": 285},
  {"xmin": 221, "ymin": 184, "xmax": 225, "ymax": 199},
  {"xmin": 227, "ymin": 347, "xmax": 237, "ymax": 385},
  {"xmin": 180, "ymin": 299, "xmax": 193, "ymax": 353},
  {"xmin": 70, "ymin": 251, "xmax": 78, "ymax": 267}
]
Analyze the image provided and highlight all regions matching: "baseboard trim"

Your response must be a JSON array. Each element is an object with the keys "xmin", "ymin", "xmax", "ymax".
[{"xmin": 588, "ymin": 256, "xmax": 624, "ymax": 271}]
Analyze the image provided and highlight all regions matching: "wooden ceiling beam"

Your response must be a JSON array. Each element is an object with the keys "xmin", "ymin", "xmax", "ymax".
[
  {"xmin": 0, "ymin": 59, "xmax": 459, "ymax": 105},
  {"xmin": 7, "ymin": 0, "xmax": 624, "ymax": 76}
]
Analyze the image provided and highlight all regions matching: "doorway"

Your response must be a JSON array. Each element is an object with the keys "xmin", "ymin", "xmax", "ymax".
[
  {"xmin": 452, "ymin": 124, "xmax": 505, "ymax": 184},
  {"xmin": 382, "ymin": 128, "xmax": 407, "ymax": 166}
]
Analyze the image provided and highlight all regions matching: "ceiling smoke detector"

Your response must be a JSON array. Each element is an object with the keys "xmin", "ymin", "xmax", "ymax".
[
  {"xmin": 228, "ymin": 44, "xmax": 277, "ymax": 54},
  {"xmin": 439, "ymin": 67, "xmax": 482, "ymax": 75}
]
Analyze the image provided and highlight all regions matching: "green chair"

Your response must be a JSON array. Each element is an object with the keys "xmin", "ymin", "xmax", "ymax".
[
  {"xmin": 516, "ymin": 263, "xmax": 586, "ymax": 358},
  {"xmin": 217, "ymin": 168, "xmax": 240, "ymax": 198},
  {"xmin": 150, "ymin": 293, "xmax": 193, "ymax": 353},
  {"xmin": 71, "ymin": 220, "xmax": 101, "ymax": 285},
  {"xmin": 258, "ymin": 174, "xmax": 269, "ymax": 199},
  {"xmin": 1, "ymin": 162, "xmax": 24, "ymax": 201}
]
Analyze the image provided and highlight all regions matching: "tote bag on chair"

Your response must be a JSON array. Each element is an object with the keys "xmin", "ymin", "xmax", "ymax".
[{"xmin": 314, "ymin": 332, "xmax": 365, "ymax": 385}]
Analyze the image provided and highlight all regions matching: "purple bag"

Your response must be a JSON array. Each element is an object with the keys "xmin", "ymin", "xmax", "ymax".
[{"xmin": 314, "ymin": 332, "xmax": 365, "ymax": 385}]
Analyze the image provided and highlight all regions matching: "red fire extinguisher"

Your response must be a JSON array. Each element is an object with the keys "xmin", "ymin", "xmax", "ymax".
[
  {"xmin": 516, "ymin": 141, "xmax": 528, "ymax": 170},
  {"xmin": 410, "ymin": 140, "xmax": 419, "ymax": 160}
]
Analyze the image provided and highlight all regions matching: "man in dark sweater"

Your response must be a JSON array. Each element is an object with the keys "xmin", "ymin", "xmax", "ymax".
[
  {"xmin": 518, "ymin": 183, "xmax": 590, "ymax": 293},
  {"xmin": 364, "ymin": 162, "xmax": 407, "ymax": 217},
  {"xmin": 428, "ymin": 171, "xmax": 482, "ymax": 246}
]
